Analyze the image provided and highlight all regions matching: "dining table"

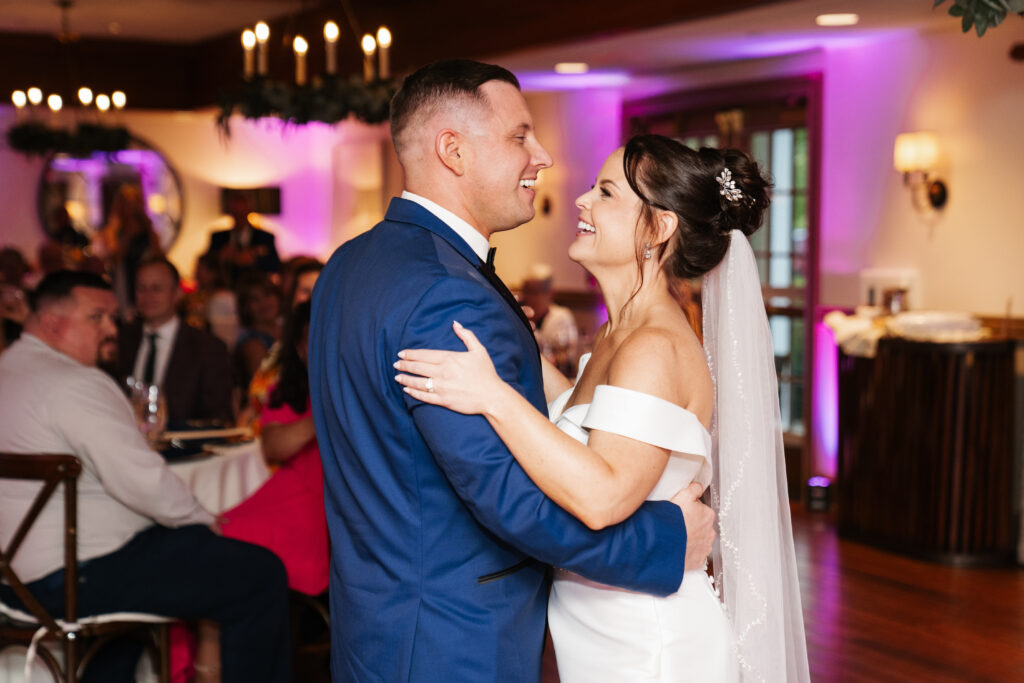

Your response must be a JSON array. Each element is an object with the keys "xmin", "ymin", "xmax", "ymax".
[{"xmin": 167, "ymin": 438, "xmax": 270, "ymax": 514}]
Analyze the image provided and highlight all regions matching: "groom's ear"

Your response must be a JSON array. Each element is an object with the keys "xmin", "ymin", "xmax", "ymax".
[{"xmin": 436, "ymin": 129, "xmax": 465, "ymax": 176}]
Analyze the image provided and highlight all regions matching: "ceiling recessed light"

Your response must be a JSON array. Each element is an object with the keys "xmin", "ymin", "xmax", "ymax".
[
  {"xmin": 554, "ymin": 62, "xmax": 589, "ymax": 74},
  {"xmin": 816, "ymin": 13, "xmax": 859, "ymax": 27}
]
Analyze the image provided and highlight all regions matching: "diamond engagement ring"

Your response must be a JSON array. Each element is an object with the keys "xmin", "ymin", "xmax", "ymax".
[{"xmin": 425, "ymin": 377, "xmax": 435, "ymax": 393}]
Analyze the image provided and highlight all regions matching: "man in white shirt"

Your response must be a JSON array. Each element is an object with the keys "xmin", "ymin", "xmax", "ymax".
[
  {"xmin": 0, "ymin": 270, "xmax": 289, "ymax": 683},
  {"xmin": 116, "ymin": 257, "xmax": 234, "ymax": 427}
]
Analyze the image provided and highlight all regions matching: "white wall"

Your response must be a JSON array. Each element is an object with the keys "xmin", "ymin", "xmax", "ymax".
[
  {"xmin": 491, "ymin": 89, "xmax": 624, "ymax": 290},
  {"xmin": 821, "ymin": 27, "xmax": 1024, "ymax": 317}
]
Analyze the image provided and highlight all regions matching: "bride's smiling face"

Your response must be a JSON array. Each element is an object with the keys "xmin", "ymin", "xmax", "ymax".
[{"xmin": 569, "ymin": 148, "xmax": 644, "ymax": 271}]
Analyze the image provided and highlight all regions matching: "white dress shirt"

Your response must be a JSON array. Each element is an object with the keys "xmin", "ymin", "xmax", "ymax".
[
  {"xmin": 0, "ymin": 334, "xmax": 214, "ymax": 582},
  {"xmin": 401, "ymin": 191, "xmax": 490, "ymax": 261},
  {"xmin": 132, "ymin": 315, "xmax": 179, "ymax": 386}
]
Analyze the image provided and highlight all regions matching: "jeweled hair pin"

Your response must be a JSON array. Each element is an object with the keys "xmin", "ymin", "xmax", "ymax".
[{"xmin": 716, "ymin": 167, "xmax": 744, "ymax": 203}]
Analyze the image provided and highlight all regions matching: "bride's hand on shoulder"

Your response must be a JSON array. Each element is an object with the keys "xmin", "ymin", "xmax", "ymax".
[{"xmin": 395, "ymin": 321, "xmax": 505, "ymax": 416}]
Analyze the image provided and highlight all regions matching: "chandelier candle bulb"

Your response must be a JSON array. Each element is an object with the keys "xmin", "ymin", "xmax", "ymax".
[
  {"xmin": 47, "ymin": 93, "xmax": 62, "ymax": 126},
  {"xmin": 293, "ymin": 36, "xmax": 308, "ymax": 86},
  {"xmin": 112, "ymin": 91, "xmax": 126, "ymax": 109},
  {"xmin": 255, "ymin": 21, "xmax": 270, "ymax": 76},
  {"xmin": 27, "ymin": 87, "xmax": 43, "ymax": 106},
  {"xmin": 361, "ymin": 34, "xmax": 377, "ymax": 83},
  {"xmin": 324, "ymin": 21, "xmax": 339, "ymax": 75},
  {"xmin": 376, "ymin": 26, "xmax": 392, "ymax": 80},
  {"xmin": 242, "ymin": 29, "xmax": 256, "ymax": 79},
  {"xmin": 78, "ymin": 87, "xmax": 93, "ymax": 106},
  {"xmin": 96, "ymin": 93, "xmax": 110, "ymax": 113},
  {"xmin": 12, "ymin": 90, "xmax": 26, "ymax": 122}
]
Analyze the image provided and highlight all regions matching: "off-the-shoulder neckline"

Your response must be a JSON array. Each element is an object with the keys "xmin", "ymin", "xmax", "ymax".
[{"xmin": 558, "ymin": 382, "xmax": 711, "ymax": 439}]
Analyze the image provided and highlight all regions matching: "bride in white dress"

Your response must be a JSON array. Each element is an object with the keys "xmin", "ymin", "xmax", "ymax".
[{"xmin": 396, "ymin": 135, "xmax": 809, "ymax": 682}]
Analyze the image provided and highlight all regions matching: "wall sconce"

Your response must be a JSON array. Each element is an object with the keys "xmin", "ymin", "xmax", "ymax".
[{"xmin": 893, "ymin": 132, "xmax": 948, "ymax": 211}]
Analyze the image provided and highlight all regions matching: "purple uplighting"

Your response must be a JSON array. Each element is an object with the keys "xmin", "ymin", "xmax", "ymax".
[
  {"xmin": 515, "ymin": 71, "xmax": 630, "ymax": 91},
  {"xmin": 812, "ymin": 323, "xmax": 839, "ymax": 479}
]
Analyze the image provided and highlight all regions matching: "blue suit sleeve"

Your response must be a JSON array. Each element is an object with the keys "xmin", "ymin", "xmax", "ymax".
[{"xmin": 401, "ymin": 278, "xmax": 686, "ymax": 597}]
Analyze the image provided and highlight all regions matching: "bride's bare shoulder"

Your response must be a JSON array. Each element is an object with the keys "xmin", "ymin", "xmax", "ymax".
[{"xmin": 606, "ymin": 322, "xmax": 709, "ymax": 407}]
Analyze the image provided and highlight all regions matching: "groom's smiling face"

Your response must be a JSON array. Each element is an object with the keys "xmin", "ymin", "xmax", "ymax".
[{"xmin": 460, "ymin": 81, "xmax": 552, "ymax": 236}]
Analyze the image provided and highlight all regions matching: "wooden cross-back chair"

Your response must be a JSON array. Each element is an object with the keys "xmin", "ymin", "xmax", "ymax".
[{"xmin": 0, "ymin": 452, "xmax": 172, "ymax": 683}]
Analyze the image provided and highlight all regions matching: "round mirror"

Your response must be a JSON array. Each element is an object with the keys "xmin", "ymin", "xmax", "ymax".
[{"xmin": 36, "ymin": 136, "xmax": 184, "ymax": 253}]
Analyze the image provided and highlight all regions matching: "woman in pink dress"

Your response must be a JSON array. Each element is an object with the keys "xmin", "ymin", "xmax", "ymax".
[{"xmin": 222, "ymin": 300, "xmax": 328, "ymax": 595}]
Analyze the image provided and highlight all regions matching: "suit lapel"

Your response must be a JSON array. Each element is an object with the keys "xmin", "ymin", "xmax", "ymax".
[
  {"xmin": 164, "ymin": 320, "xmax": 186, "ymax": 383},
  {"xmin": 475, "ymin": 263, "xmax": 537, "ymax": 342},
  {"xmin": 385, "ymin": 198, "xmax": 539, "ymax": 352}
]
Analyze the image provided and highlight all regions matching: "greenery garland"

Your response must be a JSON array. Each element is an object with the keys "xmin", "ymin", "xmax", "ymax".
[
  {"xmin": 216, "ymin": 74, "xmax": 397, "ymax": 135},
  {"xmin": 934, "ymin": 0, "xmax": 1024, "ymax": 36},
  {"xmin": 5, "ymin": 122, "xmax": 131, "ymax": 157}
]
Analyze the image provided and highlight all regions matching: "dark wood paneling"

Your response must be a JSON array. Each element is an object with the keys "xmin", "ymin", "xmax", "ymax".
[
  {"xmin": 837, "ymin": 338, "xmax": 1017, "ymax": 564},
  {"xmin": 1, "ymin": 0, "xmax": 788, "ymax": 110},
  {"xmin": 979, "ymin": 314, "xmax": 1024, "ymax": 340},
  {"xmin": 0, "ymin": 32, "xmax": 197, "ymax": 110}
]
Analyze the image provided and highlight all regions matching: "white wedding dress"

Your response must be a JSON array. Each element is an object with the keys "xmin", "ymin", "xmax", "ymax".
[{"xmin": 546, "ymin": 354, "xmax": 738, "ymax": 682}]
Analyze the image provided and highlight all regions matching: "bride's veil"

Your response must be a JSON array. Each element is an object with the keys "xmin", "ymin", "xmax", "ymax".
[{"xmin": 703, "ymin": 229, "xmax": 810, "ymax": 682}]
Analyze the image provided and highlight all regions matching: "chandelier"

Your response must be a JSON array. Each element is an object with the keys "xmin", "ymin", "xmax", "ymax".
[
  {"xmin": 217, "ymin": 18, "xmax": 397, "ymax": 134},
  {"xmin": 6, "ymin": 0, "xmax": 130, "ymax": 156}
]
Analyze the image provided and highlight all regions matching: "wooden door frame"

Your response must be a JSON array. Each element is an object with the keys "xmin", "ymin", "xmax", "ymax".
[{"xmin": 622, "ymin": 74, "xmax": 823, "ymax": 502}]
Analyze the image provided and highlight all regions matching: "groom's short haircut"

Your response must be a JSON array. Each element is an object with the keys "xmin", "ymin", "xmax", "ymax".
[{"xmin": 390, "ymin": 59, "xmax": 520, "ymax": 157}]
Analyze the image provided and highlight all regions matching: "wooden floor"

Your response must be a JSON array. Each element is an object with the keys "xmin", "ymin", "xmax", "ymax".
[{"xmin": 542, "ymin": 506, "xmax": 1024, "ymax": 682}]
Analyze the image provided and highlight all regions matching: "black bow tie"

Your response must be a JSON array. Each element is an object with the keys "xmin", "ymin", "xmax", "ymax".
[{"xmin": 474, "ymin": 251, "xmax": 538, "ymax": 357}]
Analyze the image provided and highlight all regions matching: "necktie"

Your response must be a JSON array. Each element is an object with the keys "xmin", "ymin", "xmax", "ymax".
[
  {"xmin": 485, "ymin": 246, "xmax": 496, "ymax": 272},
  {"xmin": 142, "ymin": 332, "xmax": 158, "ymax": 385}
]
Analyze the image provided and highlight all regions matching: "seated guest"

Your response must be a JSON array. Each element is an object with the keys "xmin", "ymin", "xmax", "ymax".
[
  {"xmin": 33, "ymin": 240, "xmax": 68, "ymax": 282},
  {"xmin": 279, "ymin": 255, "xmax": 323, "ymax": 309},
  {"xmin": 0, "ymin": 245, "xmax": 31, "ymax": 288},
  {"xmin": 206, "ymin": 288, "xmax": 241, "ymax": 352},
  {"xmin": 243, "ymin": 259, "xmax": 323, "ymax": 426},
  {"xmin": 233, "ymin": 272, "xmax": 282, "ymax": 399},
  {"xmin": 204, "ymin": 191, "xmax": 281, "ymax": 287},
  {"xmin": 224, "ymin": 301, "xmax": 328, "ymax": 593},
  {"xmin": 0, "ymin": 246, "xmax": 31, "ymax": 351},
  {"xmin": 117, "ymin": 257, "xmax": 234, "ymax": 427},
  {"xmin": 181, "ymin": 252, "xmax": 224, "ymax": 331},
  {"xmin": 520, "ymin": 263, "xmax": 579, "ymax": 375},
  {"xmin": 0, "ymin": 270, "xmax": 290, "ymax": 683}
]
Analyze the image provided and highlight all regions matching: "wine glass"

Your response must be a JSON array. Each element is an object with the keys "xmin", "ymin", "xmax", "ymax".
[{"xmin": 128, "ymin": 379, "xmax": 167, "ymax": 445}]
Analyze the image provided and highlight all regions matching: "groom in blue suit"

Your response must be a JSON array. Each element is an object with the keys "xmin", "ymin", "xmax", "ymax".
[{"xmin": 309, "ymin": 60, "xmax": 714, "ymax": 682}]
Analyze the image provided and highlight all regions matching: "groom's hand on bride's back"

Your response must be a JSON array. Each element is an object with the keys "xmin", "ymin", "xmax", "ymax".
[{"xmin": 672, "ymin": 482, "xmax": 715, "ymax": 571}]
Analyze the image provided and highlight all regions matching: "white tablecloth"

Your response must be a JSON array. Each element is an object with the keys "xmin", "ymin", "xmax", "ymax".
[{"xmin": 168, "ymin": 439, "xmax": 270, "ymax": 514}]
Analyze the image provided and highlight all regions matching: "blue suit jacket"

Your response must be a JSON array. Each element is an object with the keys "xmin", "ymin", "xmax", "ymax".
[{"xmin": 309, "ymin": 198, "xmax": 686, "ymax": 682}]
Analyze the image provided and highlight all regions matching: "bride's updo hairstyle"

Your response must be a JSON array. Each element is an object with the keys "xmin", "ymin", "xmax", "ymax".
[{"xmin": 623, "ymin": 134, "xmax": 771, "ymax": 281}]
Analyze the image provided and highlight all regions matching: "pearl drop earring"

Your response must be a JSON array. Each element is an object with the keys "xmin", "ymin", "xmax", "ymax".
[{"xmin": 644, "ymin": 242, "xmax": 652, "ymax": 260}]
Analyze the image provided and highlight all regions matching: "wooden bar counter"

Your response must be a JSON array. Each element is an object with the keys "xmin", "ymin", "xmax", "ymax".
[{"xmin": 837, "ymin": 337, "xmax": 1017, "ymax": 564}]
